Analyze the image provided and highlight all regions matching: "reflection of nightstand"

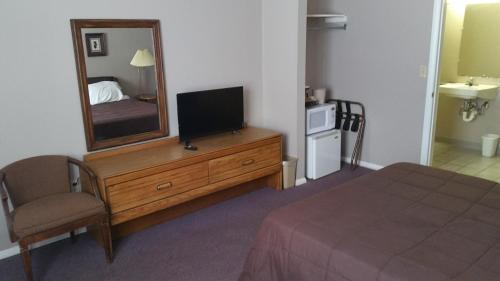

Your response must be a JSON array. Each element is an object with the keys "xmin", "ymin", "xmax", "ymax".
[{"xmin": 135, "ymin": 94, "xmax": 157, "ymax": 104}]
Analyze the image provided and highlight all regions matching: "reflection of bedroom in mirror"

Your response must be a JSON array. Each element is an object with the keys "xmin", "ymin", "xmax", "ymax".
[{"xmin": 71, "ymin": 19, "xmax": 168, "ymax": 151}]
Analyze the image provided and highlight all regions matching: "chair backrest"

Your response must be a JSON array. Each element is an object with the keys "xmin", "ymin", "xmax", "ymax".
[{"xmin": 1, "ymin": 155, "xmax": 70, "ymax": 208}]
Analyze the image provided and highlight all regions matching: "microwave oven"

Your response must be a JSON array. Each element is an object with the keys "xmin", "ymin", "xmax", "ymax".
[{"xmin": 306, "ymin": 103, "xmax": 336, "ymax": 135}]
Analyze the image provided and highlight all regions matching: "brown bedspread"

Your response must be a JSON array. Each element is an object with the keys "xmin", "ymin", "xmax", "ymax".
[
  {"xmin": 91, "ymin": 99, "xmax": 158, "ymax": 125},
  {"xmin": 240, "ymin": 163, "xmax": 500, "ymax": 281},
  {"xmin": 91, "ymin": 99, "xmax": 159, "ymax": 140}
]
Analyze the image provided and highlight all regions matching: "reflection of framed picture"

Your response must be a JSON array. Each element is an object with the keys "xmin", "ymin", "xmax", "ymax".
[{"xmin": 85, "ymin": 33, "xmax": 106, "ymax": 57}]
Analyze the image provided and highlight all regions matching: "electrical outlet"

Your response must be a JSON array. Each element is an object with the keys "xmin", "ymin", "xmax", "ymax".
[{"xmin": 419, "ymin": 65, "xmax": 428, "ymax": 78}]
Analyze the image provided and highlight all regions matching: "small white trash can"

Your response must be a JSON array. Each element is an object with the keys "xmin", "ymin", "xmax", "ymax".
[
  {"xmin": 282, "ymin": 156, "xmax": 298, "ymax": 189},
  {"xmin": 482, "ymin": 134, "xmax": 499, "ymax": 157}
]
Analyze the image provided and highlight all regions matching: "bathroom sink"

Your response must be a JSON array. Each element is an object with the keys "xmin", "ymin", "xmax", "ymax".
[{"xmin": 439, "ymin": 83, "xmax": 498, "ymax": 100}]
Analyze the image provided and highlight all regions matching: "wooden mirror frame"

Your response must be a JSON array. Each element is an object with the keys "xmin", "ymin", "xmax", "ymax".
[{"xmin": 71, "ymin": 19, "xmax": 168, "ymax": 151}]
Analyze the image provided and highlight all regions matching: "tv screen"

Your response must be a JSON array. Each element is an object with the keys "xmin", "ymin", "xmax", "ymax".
[{"xmin": 177, "ymin": 86, "xmax": 244, "ymax": 142}]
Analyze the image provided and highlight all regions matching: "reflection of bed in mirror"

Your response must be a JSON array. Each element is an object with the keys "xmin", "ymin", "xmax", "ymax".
[{"xmin": 88, "ymin": 76, "xmax": 159, "ymax": 140}]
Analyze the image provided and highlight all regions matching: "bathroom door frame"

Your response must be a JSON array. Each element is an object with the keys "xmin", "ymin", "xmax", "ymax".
[{"xmin": 420, "ymin": 0, "xmax": 446, "ymax": 166}]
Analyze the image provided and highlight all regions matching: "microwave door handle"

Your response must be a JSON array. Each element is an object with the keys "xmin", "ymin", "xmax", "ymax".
[
  {"xmin": 306, "ymin": 110, "xmax": 315, "ymax": 134},
  {"xmin": 306, "ymin": 111, "xmax": 312, "ymax": 132},
  {"xmin": 327, "ymin": 107, "xmax": 335, "ymax": 129}
]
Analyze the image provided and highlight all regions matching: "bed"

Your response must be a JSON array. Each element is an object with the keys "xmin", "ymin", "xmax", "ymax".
[
  {"xmin": 87, "ymin": 77, "xmax": 159, "ymax": 140},
  {"xmin": 240, "ymin": 163, "xmax": 500, "ymax": 281}
]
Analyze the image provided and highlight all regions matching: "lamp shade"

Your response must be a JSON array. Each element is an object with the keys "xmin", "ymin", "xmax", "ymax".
[{"xmin": 130, "ymin": 49, "xmax": 155, "ymax": 67}]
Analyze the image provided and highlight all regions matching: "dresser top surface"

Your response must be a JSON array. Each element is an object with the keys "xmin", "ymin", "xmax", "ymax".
[{"xmin": 84, "ymin": 127, "xmax": 281, "ymax": 179}]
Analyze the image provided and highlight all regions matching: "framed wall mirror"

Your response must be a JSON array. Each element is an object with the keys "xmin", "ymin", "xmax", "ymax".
[
  {"xmin": 71, "ymin": 19, "xmax": 168, "ymax": 151},
  {"xmin": 459, "ymin": 3, "xmax": 500, "ymax": 78}
]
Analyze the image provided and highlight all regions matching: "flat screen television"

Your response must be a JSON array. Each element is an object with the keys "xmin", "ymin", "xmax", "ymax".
[{"xmin": 177, "ymin": 86, "xmax": 244, "ymax": 144}]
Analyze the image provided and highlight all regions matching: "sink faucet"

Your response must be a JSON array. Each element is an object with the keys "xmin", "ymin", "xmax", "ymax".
[{"xmin": 466, "ymin": 77, "xmax": 475, "ymax": 86}]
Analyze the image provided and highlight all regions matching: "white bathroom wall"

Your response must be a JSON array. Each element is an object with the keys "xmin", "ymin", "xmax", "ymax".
[
  {"xmin": 436, "ymin": 77, "xmax": 500, "ymax": 151},
  {"xmin": 435, "ymin": 2, "xmax": 500, "ymax": 151}
]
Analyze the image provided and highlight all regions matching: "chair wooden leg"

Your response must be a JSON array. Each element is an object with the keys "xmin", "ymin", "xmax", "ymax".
[
  {"xmin": 99, "ymin": 218, "xmax": 113, "ymax": 263},
  {"xmin": 70, "ymin": 231, "xmax": 77, "ymax": 244},
  {"xmin": 19, "ymin": 240, "xmax": 33, "ymax": 281}
]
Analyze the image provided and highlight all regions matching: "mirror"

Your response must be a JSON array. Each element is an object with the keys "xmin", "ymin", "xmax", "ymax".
[
  {"xmin": 458, "ymin": 3, "xmax": 500, "ymax": 77},
  {"xmin": 71, "ymin": 19, "xmax": 168, "ymax": 151}
]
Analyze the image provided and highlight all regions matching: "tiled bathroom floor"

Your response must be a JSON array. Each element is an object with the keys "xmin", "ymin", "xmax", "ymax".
[{"xmin": 432, "ymin": 142, "xmax": 500, "ymax": 183}]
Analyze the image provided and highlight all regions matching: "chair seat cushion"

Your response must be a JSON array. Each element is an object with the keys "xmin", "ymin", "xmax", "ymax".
[{"xmin": 13, "ymin": 192, "xmax": 106, "ymax": 238}]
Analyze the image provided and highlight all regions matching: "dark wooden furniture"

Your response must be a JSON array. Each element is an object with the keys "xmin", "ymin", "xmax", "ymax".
[
  {"xmin": 0, "ymin": 156, "xmax": 113, "ymax": 281},
  {"xmin": 71, "ymin": 19, "xmax": 168, "ymax": 151},
  {"xmin": 84, "ymin": 127, "xmax": 282, "ymax": 238},
  {"xmin": 135, "ymin": 94, "xmax": 157, "ymax": 104}
]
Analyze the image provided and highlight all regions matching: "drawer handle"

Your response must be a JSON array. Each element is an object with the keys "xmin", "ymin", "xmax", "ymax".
[
  {"xmin": 242, "ymin": 159, "xmax": 255, "ymax": 166},
  {"xmin": 156, "ymin": 182, "xmax": 172, "ymax": 191}
]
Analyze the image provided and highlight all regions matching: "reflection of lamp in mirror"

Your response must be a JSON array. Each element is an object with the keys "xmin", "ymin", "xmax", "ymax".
[{"xmin": 130, "ymin": 49, "xmax": 155, "ymax": 95}]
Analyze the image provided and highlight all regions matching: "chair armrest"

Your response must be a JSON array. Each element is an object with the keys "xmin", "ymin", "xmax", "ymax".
[
  {"xmin": 68, "ymin": 158, "xmax": 103, "ymax": 201},
  {"xmin": 0, "ymin": 172, "xmax": 17, "ymax": 242}
]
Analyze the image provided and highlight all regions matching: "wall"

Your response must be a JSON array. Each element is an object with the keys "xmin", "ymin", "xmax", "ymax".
[
  {"xmin": 0, "ymin": 0, "xmax": 262, "ymax": 252},
  {"xmin": 306, "ymin": 0, "xmax": 435, "ymax": 166},
  {"xmin": 439, "ymin": 2, "xmax": 466, "ymax": 83},
  {"xmin": 261, "ymin": 0, "xmax": 307, "ymax": 179},
  {"xmin": 84, "ymin": 28, "xmax": 156, "ymax": 97},
  {"xmin": 435, "ymin": 2, "xmax": 500, "ymax": 150}
]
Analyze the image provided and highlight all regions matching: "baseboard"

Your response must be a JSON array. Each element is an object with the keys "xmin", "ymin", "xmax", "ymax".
[
  {"xmin": 0, "ymin": 228, "xmax": 86, "ymax": 260},
  {"xmin": 342, "ymin": 157, "xmax": 384, "ymax": 170},
  {"xmin": 435, "ymin": 137, "xmax": 481, "ymax": 151},
  {"xmin": 0, "ymin": 245, "xmax": 19, "ymax": 260},
  {"xmin": 435, "ymin": 136, "xmax": 500, "ymax": 155},
  {"xmin": 295, "ymin": 178, "xmax": 307, "ymax": 186}
]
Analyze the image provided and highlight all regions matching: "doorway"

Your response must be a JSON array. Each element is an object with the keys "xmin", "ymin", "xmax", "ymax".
[{"xmin": 422, "ymin": 0, "xmax": 500, "ymax": 183}]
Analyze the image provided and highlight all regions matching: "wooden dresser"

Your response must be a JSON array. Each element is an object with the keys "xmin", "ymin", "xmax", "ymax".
[{"xmin": 84, "ymin": 127, "xmax": 282, "ymax": 237}]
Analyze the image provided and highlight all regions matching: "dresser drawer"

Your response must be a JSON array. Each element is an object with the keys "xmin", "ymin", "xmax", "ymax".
[
  {"xmin": 107, "ymin": 162, "xmax": 209, "ymax": 213},
  {"xmin": 209, "ymin": 142, "xmax": 281, "ymax": 183}
]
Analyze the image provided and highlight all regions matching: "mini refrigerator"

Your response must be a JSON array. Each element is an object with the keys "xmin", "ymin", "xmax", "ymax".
[{"xmin": 306, "ymin": 129, "xmax": 341, "ymax": 180}]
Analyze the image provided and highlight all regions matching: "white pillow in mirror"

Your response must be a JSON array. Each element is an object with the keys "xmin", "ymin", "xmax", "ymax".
[{"xmin": 88, "ymin": 81, "xmax": 128, "ymax": 105}]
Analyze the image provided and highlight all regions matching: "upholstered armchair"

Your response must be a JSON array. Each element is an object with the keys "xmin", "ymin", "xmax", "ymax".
[{"xmin": 0, "ymin": 155, "xmax": 112, "ymax": 281}]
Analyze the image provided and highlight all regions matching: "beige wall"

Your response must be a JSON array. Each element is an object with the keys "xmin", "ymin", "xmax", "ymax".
[
  {"xmin": 262, "ymin": 0, "xmax": 307, "ymax": 178},
  {"xmin": 436, "ymin": 2, "xmax": 500, "ymax": 150},
  {"xmin": 307, "ymin": 0, "xmax": 435, "ymax": 166},
  {"xmin": 0, "ymin": 0, "xmax": 263, "ymax": 252}
]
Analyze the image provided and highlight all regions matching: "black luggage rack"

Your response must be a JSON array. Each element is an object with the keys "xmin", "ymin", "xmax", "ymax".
[{"xmin": 327, "ymin": 99, "xmax": 366, "ymax": 169}]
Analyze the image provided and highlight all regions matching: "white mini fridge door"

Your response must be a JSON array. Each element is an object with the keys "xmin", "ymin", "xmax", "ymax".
[{"xmin": 306, "ymin": 130, "xmax": 341, "ymax": 180}]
